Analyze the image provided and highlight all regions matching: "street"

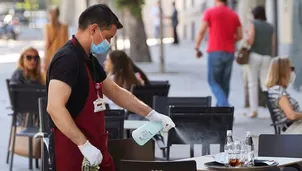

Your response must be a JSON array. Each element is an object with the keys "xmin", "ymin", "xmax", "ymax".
[{"xmin": 0, "ymin": 33, "xmax": 301, "ymax": 170}]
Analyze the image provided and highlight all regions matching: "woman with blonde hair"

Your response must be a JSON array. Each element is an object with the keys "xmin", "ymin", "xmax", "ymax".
[
  {"xmin": 10, "ymin": 47, "xmax": 43, "ymax": 85},
  {"xmin": 267, "ymin": 56, "xmax": 302, "ymax": 134}
]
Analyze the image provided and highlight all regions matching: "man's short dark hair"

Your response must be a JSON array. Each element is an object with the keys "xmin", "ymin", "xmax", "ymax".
[
  {"xmin": 78, "ymin": 4, "xmax": 123, "ymax": 30},
  {"xmin": 252, "ymin": 6, "xmax": 267, "ymax": 21}
]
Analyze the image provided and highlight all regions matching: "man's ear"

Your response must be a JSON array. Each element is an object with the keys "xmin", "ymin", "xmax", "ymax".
[{"xmin": 89, "ymin": 24, "xmax": 98, "ymax": 35}]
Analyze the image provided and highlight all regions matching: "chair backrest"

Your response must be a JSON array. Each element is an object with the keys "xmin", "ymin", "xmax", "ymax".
[
  {"xmin": 263, "ymin": 91, "xmax": 279, "ymax": 134},
  {"xmin": 9, "ymin": 84, "xmax": 46, "ymax": 114},
  {"xmin": 6, "ymin": 79, "xmax": 13, "ymax": 106},
  {"xmin": 258, "ymin": 134, "xmax": 302, "ymax": 158},
  {"xmin": 153, "ymin": 96, "xmax": 212, "ymax": 115},
  {"xmin": 149, "ymin": 80, "xmax": 169, "ymax": 85},
  {"xmin": 38, "ymin": 97, "xmax": 50, "ymax": 134},
  {"xmin": 168, "ymin": 106, "xmax": 234, "ymax": 147},
  {"xmin": 130, "ymin": 84, "xmax": 170, "ymax": 108},
  {"xmin": 105, "ymin": 109, "xmax": 125, "ymax": 139},
  {"xmin": 120, "ymin": 160, "xmax": 197, "ymax": 171},
  {"xmin": 108, "ymin": 138, "xmax": 155, "ymax": 171}
]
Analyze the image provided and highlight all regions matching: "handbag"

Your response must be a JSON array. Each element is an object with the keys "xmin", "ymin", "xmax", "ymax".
[
  {"xmin": 9, "ymin": 126, "xmax": 41, "ymax": 159},
  {"xmin": 236, "ymin": 41, "xmax": 251, "ymax": 65}
]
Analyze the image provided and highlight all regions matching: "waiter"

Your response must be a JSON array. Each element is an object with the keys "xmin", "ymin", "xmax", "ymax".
[{"xmin": 46, "ymin": 4, "xmax": 175, "ymax": 171}]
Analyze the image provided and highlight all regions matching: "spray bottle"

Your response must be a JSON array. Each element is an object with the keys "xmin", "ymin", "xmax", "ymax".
[{"xmin": 132, "ymin": 121, "xmax": 163, "ymax": 146}]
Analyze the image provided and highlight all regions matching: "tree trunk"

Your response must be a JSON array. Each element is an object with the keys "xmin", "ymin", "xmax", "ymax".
[{"xmin": 127, "ymin": 13, "xmax": 151, "ymax": 62}]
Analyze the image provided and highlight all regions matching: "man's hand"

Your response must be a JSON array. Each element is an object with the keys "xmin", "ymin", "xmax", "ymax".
[
  {"xmin": 78, "ymin": 140, "xmax": 103, "ymax": 166},
  {"xmin": 195, "ymin": 49, "xmax": 203, "ymax": 58},
  {"xmin": 146, "ymin": 110, "xmax": 175, "ymax": 132}
]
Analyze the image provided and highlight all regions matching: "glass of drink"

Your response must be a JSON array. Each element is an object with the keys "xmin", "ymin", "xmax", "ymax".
[
  {"xmin": 239, "ymin": 141, "xmax": 248, "ymax": 166},
  {"xmin": 227, "ymin": 141, "xmax": 241, "ymax": 167}
]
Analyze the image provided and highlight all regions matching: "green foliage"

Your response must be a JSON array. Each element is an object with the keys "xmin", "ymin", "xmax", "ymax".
[
  {"xmin": 16, "ymin": 0, "xmax": 39, "ymax": 10},
  {"xmin": 51, "ymin": 0, "xmax": 61, "ymax": 6},
  {"xmin": 114, "ymin": 0, "xmax": 145, "ymax": 18}
]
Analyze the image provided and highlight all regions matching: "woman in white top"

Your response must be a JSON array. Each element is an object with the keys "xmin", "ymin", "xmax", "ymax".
[{"xmin": 266, "ymin": 57, "xmax": 302, "ymax": 134}]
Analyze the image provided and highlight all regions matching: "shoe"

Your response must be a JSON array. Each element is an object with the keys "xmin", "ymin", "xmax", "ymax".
[{"xmin": 249, "ymin": 111, "xmax": 258, "ymax": 118}]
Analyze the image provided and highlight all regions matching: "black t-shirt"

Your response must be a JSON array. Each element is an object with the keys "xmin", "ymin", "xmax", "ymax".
[{"xmin": 46, "ymin": 35, "xmax": 107, "ymax": 127}]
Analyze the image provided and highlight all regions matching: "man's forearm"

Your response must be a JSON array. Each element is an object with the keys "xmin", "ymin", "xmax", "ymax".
[
  {"xmin": 111, "ymin": 87, "xmax": 152, "ymax": 117},
  {"xmin": 47, "ymin": 106, "xmax": 87, "ymax": 146},
  {"xmin": 195, "ymin": 31, "xmax": 205, "ymax": 49}
]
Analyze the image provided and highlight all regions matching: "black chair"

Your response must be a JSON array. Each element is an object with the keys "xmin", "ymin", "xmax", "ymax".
[
  {"xmin": 263, "ymin": 91, "xmax": 292, "ymax": 134},
  {"xmin": 258, "ymin": 134, "xmax": 302, "ymax": 171},
  {"xmin": 5, "ymin": 79, "xmax": 14, "ymax": 164},
  {"xmin": 167, "ymin": 106, "xmax": 234, "ymax": 160},
  {"xmin": 120, "ymin": 160, "xmax": 197, "ymax": 171},
  {"xmin": 38, "ymin": 97, "xmax": 51, "ymax": 171},
  {"xmin": 149, "ymin": 80, "xmax": 169, "ymax": 85},
  {"xmin": 152, "ymin": 96, "xmax": 212, "ymax": 158},
  {"xmin": 105, "ymin": 109, "xmax": 125, "ymax": 139},
  {"xmin": 108, "ymin": 138, "xmax": 155, "ymax": 171},
  {"xmin": 128, "ymin": 84, "xmax": 170, "ymax": 151},
  {"xmin": 8, "ymin": 84, "xmax": 46, "ymax": 171},
  {"xmin": 130, "ymin": 84, "xmax": 170, "ymax": 108},
  {"xmin": 153, "ymin": 96, "xmax": 212, "ymax": 115}
]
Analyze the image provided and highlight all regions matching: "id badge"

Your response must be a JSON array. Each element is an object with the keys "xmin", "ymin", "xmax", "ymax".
[{"xmin": 93, "ymin": 98, "xmax": 106, "ymax": 113}]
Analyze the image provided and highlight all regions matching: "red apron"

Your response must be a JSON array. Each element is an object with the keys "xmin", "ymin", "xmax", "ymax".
[{"xmin": 52, "ymin": 51, "xmax": 114, "ymax": 170}]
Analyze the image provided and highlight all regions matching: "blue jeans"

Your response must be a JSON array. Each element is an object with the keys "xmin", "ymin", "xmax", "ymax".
[
  {"xmin": 208, "ymin": 51, "xmax": 234, "ymax": 107},
  {"xmin": 154, "ymin": 26, "xmax": 160, "ymax": 39}
]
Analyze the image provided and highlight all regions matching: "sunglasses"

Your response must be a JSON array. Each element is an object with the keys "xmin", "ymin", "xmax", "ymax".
[
  {"xmin": 25, "ymin": 55, "xmax": 39, "ymax": 61},
  {"xmin": 291, "ymin": 66, "xmax": 295, "ymax": 72}
]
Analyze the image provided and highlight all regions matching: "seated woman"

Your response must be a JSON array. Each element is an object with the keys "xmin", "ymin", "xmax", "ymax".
[
  {"xmin": 266, "ymin": 57, "xmax": 302, "ymax": 134},
  {"xmin": 104, "ymin": 50, "xmax": 144, "ymax": 89},
  {"xmin": 10, "ymin": 47, "xmax": 43, "ymax": 85},
  {"xmin": 104, "ymin": 50, "xmax": 144, "ymax": 116}
]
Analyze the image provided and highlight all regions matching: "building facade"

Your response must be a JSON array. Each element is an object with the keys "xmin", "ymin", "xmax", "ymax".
[{"xmin": 60, "ymin": 0, "xmax": 293, "ymax": 56}]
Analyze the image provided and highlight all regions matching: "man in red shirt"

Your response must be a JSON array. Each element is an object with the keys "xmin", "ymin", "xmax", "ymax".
[{"xmin": 195, "ymin": 0, "xmax": 242, "ymax": 106}]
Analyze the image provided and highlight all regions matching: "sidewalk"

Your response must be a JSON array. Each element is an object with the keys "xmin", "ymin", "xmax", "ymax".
[{"xmin": 0, "ymin": 39, "xmax": 301, "ymax": 170}]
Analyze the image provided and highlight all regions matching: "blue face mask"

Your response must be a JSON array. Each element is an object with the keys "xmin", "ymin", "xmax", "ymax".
[{"xmin": 90, "ymin": 30, "xmax": 111, "ymax": 55}]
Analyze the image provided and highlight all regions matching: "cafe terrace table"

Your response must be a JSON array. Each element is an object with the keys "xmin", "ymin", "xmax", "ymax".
[{"xmin": 178, "ymin": 155, "xmax": 302, "ymax": 171}]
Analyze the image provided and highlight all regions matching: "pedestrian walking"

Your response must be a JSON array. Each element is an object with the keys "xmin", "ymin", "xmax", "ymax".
[
  {"xmin": 43, "ymin": 5, "xmax": 68, "ymax": 80},
  {"xmin": 245, "ymin": 6, "xmax": 275, "ymax": 118},
  {"xmin": 195, "ymin": 0, "xmax": 242, "ymax": 107},
  {"xmin": 151, "ymin": 1, "xmax": 161, "ymax": 39},
  {"xmin": 170, "ymin": 1, "xmax": 179, "ymax": 44}
]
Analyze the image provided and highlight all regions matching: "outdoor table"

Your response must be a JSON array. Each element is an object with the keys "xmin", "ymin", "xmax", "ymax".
[{"xmin": 178, "ymin": 155, "xmax": 302, "ymax": 171}]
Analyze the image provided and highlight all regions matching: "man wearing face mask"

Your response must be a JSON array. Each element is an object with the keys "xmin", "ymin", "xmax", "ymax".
[{"xmin": 46, "ymin": 4, "xmax": 175, "ymax": 171}]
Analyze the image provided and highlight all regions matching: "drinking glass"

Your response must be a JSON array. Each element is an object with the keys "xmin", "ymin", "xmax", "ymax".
[
  {"xmin": 227, "ymin": 141, "xmax": 241, "ymax": 167},
  {"xmin": 239, "ymin": 141, "xmax": 248, "ymax": 166}
]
